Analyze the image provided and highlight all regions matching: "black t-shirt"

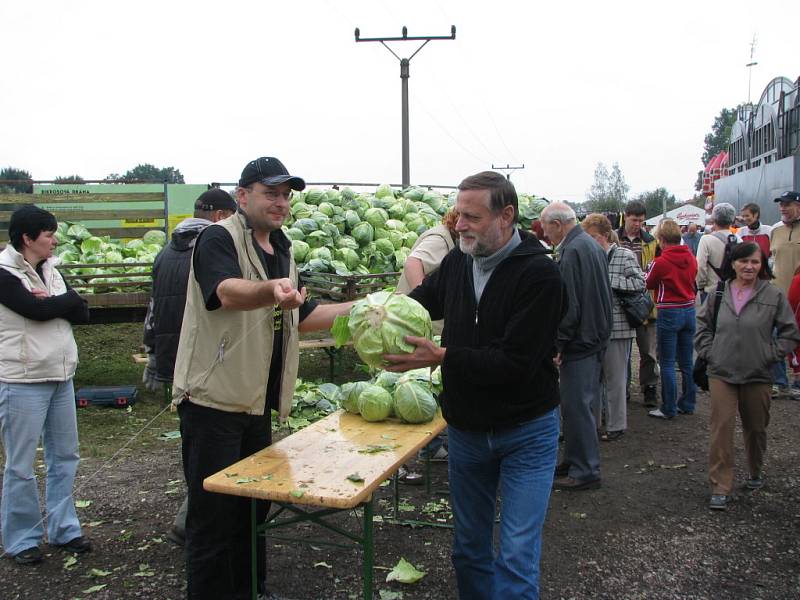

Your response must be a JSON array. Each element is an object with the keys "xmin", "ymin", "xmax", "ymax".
[{"xmin": 192, "ymin": 225, "xmax": 317, "ymax": 411}]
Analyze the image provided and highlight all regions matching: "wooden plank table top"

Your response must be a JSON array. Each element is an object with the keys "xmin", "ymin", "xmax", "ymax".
[
  {"xmin": 298, "ymin": 338, "xmax": 352, "ymax": 350},
  {"xmin": 204, "ymin": 410, "xmax": 446, "ymax": 509}
]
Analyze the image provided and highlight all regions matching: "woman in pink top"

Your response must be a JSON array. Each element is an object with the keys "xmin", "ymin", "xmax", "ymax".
[{"xmin": 695, "ymin": 242, "xmax": 800, "ymax": 510}]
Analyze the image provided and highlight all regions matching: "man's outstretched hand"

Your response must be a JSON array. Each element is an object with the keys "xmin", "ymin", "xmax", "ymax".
[{"xmin": 272, "ymin": 279, "xmax": 306, "ymax": 310}]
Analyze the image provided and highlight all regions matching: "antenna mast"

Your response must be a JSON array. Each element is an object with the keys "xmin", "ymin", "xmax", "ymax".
[{"xmin": 746, "ymin": 35, "xmax": 758, "ymax": 105}]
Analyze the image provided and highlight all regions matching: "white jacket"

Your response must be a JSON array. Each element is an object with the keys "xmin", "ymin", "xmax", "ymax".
[{"xmin": 0, "ymin": 245, "xmax": 79, "ymax": 383}]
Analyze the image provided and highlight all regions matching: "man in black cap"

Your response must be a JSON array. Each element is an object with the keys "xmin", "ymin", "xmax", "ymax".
[
  {"xmin": 141, "ymin": 187, "xmax": 237, "ymax": 545},
  {"xmin": 172, "ymin": 157, "xmax": 354, "ymax": 600},
  {"xmin": 769, "ymin": 190, "xmax": 800, "ymax": 399}
]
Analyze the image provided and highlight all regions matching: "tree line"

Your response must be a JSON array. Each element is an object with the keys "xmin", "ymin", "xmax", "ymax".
[
  {"xmin": 578, "ymin": 105, "xmax": 738, "ymax": 218},
  {"xmin": 0, "ymin": 164, "xmax": 185, "ymax": 193}
]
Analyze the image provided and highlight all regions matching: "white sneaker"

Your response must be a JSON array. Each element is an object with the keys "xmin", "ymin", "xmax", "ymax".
[
  {"xmin": 648, "ymin": 408, "xmax": 673, "ymax": 420},
  {"xmin": 771, "ymin": 385, "xmax": 788, "ymax": 399}
]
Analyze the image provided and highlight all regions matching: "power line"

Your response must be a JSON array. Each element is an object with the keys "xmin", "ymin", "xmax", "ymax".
[
  {"xmin": 432, "ymin": 0, "xmax": 521, "ymax": 166},
  {"xmin": 410, "ymin": 88, "xmax": 491, "ymax": 164}
]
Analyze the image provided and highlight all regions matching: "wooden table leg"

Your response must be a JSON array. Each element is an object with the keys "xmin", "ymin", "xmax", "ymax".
[
  {"xmin": 362, "ymin": 500, "xmax": 374, "ymax": 599},
  {"xmin": 251, "ymin": 499, "xmax": 258, "ymax": 600}
]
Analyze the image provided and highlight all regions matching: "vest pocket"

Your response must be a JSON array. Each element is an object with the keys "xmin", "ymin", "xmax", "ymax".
[{"xmin": 196, "ymin": 334, "xmax": 230, "ymax": 388}]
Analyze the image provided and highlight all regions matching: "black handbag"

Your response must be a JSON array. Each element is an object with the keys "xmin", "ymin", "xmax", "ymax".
[
  {"xmin": 693, "ymin": 281, "xmax": 725, "ymax": 391},
  {"xmin": 616, "ymin": 290, "xmax": 655, "ymax": 328},
  {"xmin": 607, "ymin": 247, "xmax": 655, "ymax": 328}
]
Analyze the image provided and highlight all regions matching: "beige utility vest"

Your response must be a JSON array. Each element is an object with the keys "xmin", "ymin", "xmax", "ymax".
[
  {"xmin": 171, "ymin": 212, "xmax": 300, "ymax": 418},
  {"xmin": 0, "ymin": 246, "xmax": 79, "ymax": 383}
]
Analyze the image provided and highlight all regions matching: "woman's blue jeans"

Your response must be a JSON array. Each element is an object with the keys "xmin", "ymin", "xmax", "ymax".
[
  {"xmin": 448, "ymin": 408, "xmax": 559, "ymax": 600},
  {"xmin": 656, "ymin": 306, "xmax": 696, "ymax": 417},
  {"xmin": 0, "ymin": 380, "xmax": 82, "ymax": 555}
]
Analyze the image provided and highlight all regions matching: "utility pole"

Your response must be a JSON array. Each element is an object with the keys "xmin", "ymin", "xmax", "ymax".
[
  {"xmin": 746, "ymin": 34, "xmax": 758, "ymax": 105},
  {"xmin": 491, "ymin": 163, "xmax": 525, "ymax": 181},
  {"xmin": 355, "ymin": 26, "xmax": 456, "ymax": 188}
]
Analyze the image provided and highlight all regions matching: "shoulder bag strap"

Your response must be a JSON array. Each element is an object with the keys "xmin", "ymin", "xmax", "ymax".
[{"xmin": 710, "ymin": 280, "xmax": 725, "ymax": 333}]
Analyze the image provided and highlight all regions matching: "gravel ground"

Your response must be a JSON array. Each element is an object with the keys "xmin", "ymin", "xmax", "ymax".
[{"xmin": 1, "ymin": 387, "xmax": 799, "ymax": 599}]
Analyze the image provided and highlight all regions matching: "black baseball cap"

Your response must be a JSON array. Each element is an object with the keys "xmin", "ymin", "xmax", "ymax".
[
  {"xmin": 194, "ymin": 188, "xmax": 238, "ymax": 212},
  {"xmin": 774, "ymin": 191, "xmax": 800, "ymax": 203},
  {"xmin": 238, "ymin": 156, "xmax": 306, "ymax": 191}
]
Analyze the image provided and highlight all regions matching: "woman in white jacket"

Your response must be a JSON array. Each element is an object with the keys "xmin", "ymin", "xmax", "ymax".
[{"xmin": 0, "ymin": 206, "xmax": 90, "ymax": 565}]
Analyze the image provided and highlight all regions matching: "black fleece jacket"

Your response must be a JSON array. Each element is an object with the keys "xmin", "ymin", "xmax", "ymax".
[{"xmin": 409, "ymin": 230, "xmax": 565, "ymax": 431}]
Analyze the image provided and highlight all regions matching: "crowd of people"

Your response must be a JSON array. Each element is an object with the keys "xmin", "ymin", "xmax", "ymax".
[{"xmin": 1, "ymin": 159, "xmax": 799, "ymax": 599}]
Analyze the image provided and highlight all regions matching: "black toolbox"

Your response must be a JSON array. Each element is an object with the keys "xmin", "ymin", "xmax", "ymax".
[{"xmin": 75, "ymin": 386, "xmax": 138, "ymax": 408}]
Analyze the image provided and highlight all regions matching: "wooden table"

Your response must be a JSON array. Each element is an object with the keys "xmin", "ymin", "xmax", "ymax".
[{"xmin": 204, "ymin": 409, "xmax": 447, "ymax": 599}]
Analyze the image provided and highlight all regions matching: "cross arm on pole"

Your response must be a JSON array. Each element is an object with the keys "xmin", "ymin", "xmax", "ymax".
[{"xmin": 355, "ymin": 25, "xmax": 455, "ymax": 44}]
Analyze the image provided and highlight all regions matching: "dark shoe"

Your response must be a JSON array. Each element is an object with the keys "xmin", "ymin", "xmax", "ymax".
[
  {"xmin": 553, "ymin": 476, "xmax": 601, "ymax": 491},
  {"xmin": 677, "ymin": 408, "xmax": 694, "ymax": 415},
  {"xmin": 648, "ymin": 408, "xmax": 673, "ymax": 420},
  {"xmin": 709, "ymin": 494, "xmax": 728, "ymax": 510},
  {"xmin": 554, "ymin": 462, "xmax": 571, "ymax": 477},
  {"xmin": 167, "ymin": 526, "xmax": 185, "ymax": 546},
  {"xmin": 746, "ymin": 474, "xmax": 764, "ymax": 490},
  {"xmin": 397, "ymin": 466, "xmax": 424, "ymax": 486},
  {"xmin": 12, "ymin": 547, "xmax": 43, "ymax": 565},
  {"xmin": 643, "ymin": 385, "xmax": 657, "ymax": 407},
  {"xmin": 54, "ymin": 536, "xmax": 92, "ymax": 554},
  {"xmin": 601, "ymin": 430, "xmax": 625, "ymax": 442}
]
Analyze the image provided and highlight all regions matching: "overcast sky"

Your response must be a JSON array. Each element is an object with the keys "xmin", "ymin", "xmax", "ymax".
[{"xmin": 1, "ymin": 0, "xmax": 797, "ymax": 202}]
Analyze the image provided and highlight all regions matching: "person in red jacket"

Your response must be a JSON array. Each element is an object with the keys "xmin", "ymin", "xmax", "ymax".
[
  {"xmin": 786, "ymin": 265, "xmax": 800, "ymax": 389},
  {"xmin": 646, "ymin": 219, "xmax": 699, "ymax": 419}
]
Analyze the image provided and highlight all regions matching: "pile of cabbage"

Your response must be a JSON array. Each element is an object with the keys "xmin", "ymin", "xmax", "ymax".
[
  {"xmin": 275, "ymin": 366, "xmax": 442, "ymax": 432},
  {"xmin": 53, "ymin": 222, "xmax": 166, "ymax": 293},
  {"xmin": 339, "ymin": 367, "xmax": 441, "ymax": 424},
  {"xmin": 285, "ymin": 183, "xmax": 548, "ymax": 276}
]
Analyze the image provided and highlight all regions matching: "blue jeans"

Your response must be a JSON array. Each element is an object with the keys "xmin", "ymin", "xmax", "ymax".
[
  {"xmin": 0, "ymin": 380, "xmax": 82, "ymax": 555},
  {"xmin": 448, "ymin": 408, "xmax": 559, "ymax": 600},
  {"xmin": 770, "ymin": 327, "xmax": 789, "ymax": 387},
  {"xmin": 656, "ymin": 306, "xmax": 696, "ymax": 417}
]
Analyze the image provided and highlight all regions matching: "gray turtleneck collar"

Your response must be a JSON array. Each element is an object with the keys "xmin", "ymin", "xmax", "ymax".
[{"xmin": 471, "ymin": 229, "xmax": 521, "ymax": 303}]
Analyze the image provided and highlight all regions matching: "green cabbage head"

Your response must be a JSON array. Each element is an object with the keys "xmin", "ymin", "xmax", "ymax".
[
  {"xmin": 339, "ymin": 381, "xmax": 371, "ymax": 414},
  {"xmin": 347, "ymin": 291, "xmax": 432, "ymax": 368},
  {"xmin": 393, "ymin": 381, "xmax": 437, "ymax": 423},
  {"xmin": 143, "ymin": 230, "xmax": 167, "ymax": 246},
  {"xmin": 357, "ymin": 385, "xmax": 394, "ymax": 422}
]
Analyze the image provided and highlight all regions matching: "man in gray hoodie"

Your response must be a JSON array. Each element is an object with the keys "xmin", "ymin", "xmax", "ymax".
[{"xmin": 542, "ymin": 203, "xmax": 613, "ymax": 490}]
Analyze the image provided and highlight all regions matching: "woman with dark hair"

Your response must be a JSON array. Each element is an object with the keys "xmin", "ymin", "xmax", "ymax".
[
  {"xmin": 696, "ymin": 242, "xmax": 800, "ymax": 510},
  {"xmin": 645, "ymin": 219, "xmax": 698, "ymax": 419},
  {"xmin": 0, "ymin": 206, "xmax": 91, "ymax": 564}
]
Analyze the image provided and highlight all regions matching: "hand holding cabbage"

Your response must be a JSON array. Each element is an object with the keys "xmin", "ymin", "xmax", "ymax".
[{"xmin": 382, "ymin": 336, "xmax": 445, "ymax": 372}]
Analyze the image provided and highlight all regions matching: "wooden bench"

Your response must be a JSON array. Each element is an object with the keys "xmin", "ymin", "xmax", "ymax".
[
  {"xmin": 298, "ymin": 337, "xmax": 352, "ymax": 381},
  {"xmin": 204, "ymin": 409, "xmax": 447, "ymax": 599}
]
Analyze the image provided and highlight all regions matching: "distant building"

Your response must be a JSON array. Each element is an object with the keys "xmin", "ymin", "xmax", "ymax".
[{"xmin": 713, "ymin": 76, "xmax": 800, "ymax": 225}]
